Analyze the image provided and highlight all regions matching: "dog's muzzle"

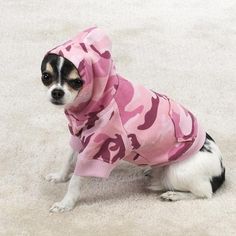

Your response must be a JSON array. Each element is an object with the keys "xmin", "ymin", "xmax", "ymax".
[
  {"xmin": 51, "ymin": 88, "xmax": 65, "ymax": 105},
  {"xmin": 51, "ymin": 88, "xmax": 65, "ymax": 100}
]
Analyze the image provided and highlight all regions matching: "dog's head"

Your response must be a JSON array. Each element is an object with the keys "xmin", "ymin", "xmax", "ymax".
[
  {"xmin": 41, "ymin": 54, "xmax": 84, "ymax": 106},
  {"xmin": 40, "ymin": 27, "xmax": 118, "ymax": 120}
]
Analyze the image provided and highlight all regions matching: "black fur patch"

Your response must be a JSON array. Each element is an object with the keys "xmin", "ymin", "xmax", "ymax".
[
  {"xmin": 41, "ymin": 54, "xmax": 59, "ymax": 78},
  {"xmin": 206, "ymin": 133, "xmax": 215, "ymax": 142},
  {"xmin": 41, "ymin": 54, "xmax": 81, "ymax": 85},
  {"xmin": 210, "ymin": 168, "xmax": 225, "ymax": 193},
  {"xmin": 200, "ymin": 132, "xmax": 214, "ymax": 153},
  {"xmin": 200, "ymin": 140, "xmax": 212, "ymax": 153}
]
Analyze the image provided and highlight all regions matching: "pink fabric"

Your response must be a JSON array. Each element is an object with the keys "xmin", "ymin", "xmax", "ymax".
[{"xmin": 46, "ymin": 27, "xmax": 206, "ymax": 178}]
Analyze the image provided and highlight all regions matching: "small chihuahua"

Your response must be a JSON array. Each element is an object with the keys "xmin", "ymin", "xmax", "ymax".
[{"xmin": 41, "ymin": 27, "xmax": 225, "ymax": 213}]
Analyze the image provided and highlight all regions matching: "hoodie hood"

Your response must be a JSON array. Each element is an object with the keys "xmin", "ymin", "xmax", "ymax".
[{"xmin": 47, "ymin": 27, "xmax": 119, "ymax": 134}]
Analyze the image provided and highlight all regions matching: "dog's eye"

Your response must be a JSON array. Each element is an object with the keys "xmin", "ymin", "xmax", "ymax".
[
  {"xmin": 42, "ymin": 72, "xmax": 53, "ymax": 86},
  {"xmin": 67, "ymin": 79, "xmax": 83, "ymax": 90}
]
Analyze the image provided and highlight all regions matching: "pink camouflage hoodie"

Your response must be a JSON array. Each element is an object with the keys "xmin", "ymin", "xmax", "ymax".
[{"xmin": 47, "ymin": 27, "xmax": 206, "ymax": 178}]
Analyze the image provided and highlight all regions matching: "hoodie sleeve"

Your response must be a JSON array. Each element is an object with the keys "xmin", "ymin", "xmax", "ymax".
[
  {"xmin": 72, "ymin": 132, "xmax": 128, "ymax": 178},
  {"xmin": 71, "ymin": 110, "xmax": 130, "ymax": 178}
]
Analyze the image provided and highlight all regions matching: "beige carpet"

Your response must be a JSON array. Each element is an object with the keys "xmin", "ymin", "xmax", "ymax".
[{"xmin": 0, "ymin": 0, "xmax": 236, "ymax": 235}]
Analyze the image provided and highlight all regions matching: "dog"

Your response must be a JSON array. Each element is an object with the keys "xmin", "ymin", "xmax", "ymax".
[{"xmin": 41, "ymin": 27, "xmax": 225, "ymax": 213}]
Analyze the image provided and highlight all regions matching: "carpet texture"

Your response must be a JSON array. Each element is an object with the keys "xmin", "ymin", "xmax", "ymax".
[{"xmin": 0, "ymin": 0, "xmax": 236, "ymax": 235}]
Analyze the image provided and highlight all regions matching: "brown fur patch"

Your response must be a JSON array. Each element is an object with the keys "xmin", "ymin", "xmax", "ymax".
[
  {"xmin": 45, "ymin": 63, "xmax": 54, "ymax": 74},
  {"xmin": 64, "ymin": 83, "xmax": 80, "ymax": 93},
  {"xmin": 68, "ymin": 69, "xmax": 80, "ymax": 80}
]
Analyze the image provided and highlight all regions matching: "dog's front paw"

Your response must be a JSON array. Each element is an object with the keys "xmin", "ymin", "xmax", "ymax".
[
  {"xmin": 45, "ymin": 172, "xmax": 69, "ymax": 183},
  {"xmin": 49, "ymin": 200, "xmax": 75, "ymax": 213}
]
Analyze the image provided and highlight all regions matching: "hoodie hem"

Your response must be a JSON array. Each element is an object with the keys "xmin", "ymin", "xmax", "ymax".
[{"xmin": 74, "ymin": 158, "xmax": 116, "ymax": 178}]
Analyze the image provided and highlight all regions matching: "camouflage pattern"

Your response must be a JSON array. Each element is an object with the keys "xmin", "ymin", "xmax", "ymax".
[{"xmin": 48, "ymin": 27, "xmax": 206, "ymax": 178}]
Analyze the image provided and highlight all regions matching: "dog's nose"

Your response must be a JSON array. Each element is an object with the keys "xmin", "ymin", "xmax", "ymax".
[{"xmin": 51, "ymin": 89, "xmax": 65, "ymax": 100}]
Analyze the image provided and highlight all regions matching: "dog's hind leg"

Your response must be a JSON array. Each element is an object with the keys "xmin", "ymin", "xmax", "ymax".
[
  {"xmin": 160, "ymin": 179, "xmax": 213, "ymax": 201},
  {"xmin": 158, "ymin": 134, "xmax": 225, "ymax": 201},
  {"xmin": 45, "ymin": 149, "xmax": 77, "ymax": 183}
]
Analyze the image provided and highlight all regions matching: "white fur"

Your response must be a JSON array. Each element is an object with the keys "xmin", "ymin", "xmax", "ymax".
[
  {"xmin": 147, "ymin": 139, "xmax": 223, "ymax": 201},
  {"xmin": 47, "ymin": 83, "xmax": 78, "ymax": 105},
  {"xmin": 46, "ymin": 150, "xmax": 80, "ymax": 213},
  {"xmin": 57, "ymin": 57, "xmax": 64, "ymax": 85}
]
